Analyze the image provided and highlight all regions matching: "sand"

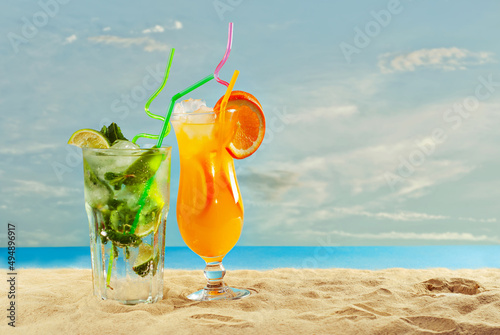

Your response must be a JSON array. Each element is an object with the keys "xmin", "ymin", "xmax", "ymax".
[{"xmin": 2, "ymin": 268, "xmax": 500, "ymax": 334}]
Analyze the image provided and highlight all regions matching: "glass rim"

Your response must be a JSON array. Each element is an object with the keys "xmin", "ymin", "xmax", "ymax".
[
  {"xmin": 82, "ymin": 146, "xmax": 172, "ymax": 155},
  {"xmin": 171, "ymin": 108, "xmax": 236, "ymax": 116}
]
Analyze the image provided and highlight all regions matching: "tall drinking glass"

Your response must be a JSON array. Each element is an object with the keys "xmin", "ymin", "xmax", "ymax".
[
  {"xmin": 82, "ymin": 147, "xmax": 171, "ymax": 304},
  {"xmin": 171, "ymin": 109, "xmax": 250, "ymax": 301}
]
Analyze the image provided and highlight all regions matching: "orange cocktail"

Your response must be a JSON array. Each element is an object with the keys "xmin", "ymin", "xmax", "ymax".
[
  {"xmin": 171, "ymin": 91, "xmax": 265, "ymax": 301},
  {"xmin": 172, "ymin": 108, "xmax": 243, "ymax": 262}
]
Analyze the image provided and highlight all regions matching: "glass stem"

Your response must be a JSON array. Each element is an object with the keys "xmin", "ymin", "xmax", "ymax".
[{"xmin": 204, "ymin": 261, "xmax": 227, "ymax": 290}]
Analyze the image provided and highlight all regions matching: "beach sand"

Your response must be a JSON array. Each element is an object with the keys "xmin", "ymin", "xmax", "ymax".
[{"xmin": 2, "ymin": 268, "xmax": 500, "ymax": 334}]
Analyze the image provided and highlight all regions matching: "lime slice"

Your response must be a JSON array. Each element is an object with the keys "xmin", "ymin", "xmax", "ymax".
[
  {"xmin": 135, "ymin": 206, "xmax": 163, "ymax": 237},
  {"xmin": 134, "ymin": 219, "xmax": 155, "ymax": 237},
  {"xmin": 68, "ymin": 129, "xmax": 110, "ymax": 148},
  {"xmin": 133, "ymin": 244, "xmax": 153, "ymax": 277},
  {"xmin": 133, "ymin": 181, "xmax": 165, "ymax": 237}
]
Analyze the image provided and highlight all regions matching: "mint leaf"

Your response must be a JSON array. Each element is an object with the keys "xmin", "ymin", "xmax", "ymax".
[
  {"xmin": 100, "ymin": 122, "xmax": 128, "ymax": 145},
  {"xmin": 105, "ymin": 229, "xmax": 141, "ymax": 248}
]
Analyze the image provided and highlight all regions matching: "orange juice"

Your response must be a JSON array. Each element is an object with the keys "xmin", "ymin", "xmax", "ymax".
[{"xmin": 171, "ymin": 110, "xmax": 243, "ymax": 262}]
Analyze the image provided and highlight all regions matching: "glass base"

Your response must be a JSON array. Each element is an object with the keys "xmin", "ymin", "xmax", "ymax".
[
  {"xmin": 187, "ymin": 286, "xmax": 250, "ymax": 301},
  {"xmin": 100, "ymin": 294, "xmax": 163, "ymax": 305}
]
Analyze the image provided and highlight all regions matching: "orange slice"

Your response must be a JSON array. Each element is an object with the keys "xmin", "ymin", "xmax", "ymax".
[
  {"xmin": 214, "ymin": 91, "xmax": 265, "ymax": 159},
  {"xmin": 177, "ymin": 157, "xmax": 215, "ymax": 216}
]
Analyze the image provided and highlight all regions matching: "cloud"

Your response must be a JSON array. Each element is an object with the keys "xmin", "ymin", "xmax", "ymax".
[
  {"xmin": 64, "ymin": 34, "xmax": 77, "ymax": 44},
  {"xmin": 294, "ymin": 105, "xmax": 358, "ymax": 123},
  {"xmin": 286, "ymin": 143, "xmax": 474, "ymax": 200},
  {"xmin": 103, "ymin": 27, "xmax": 111, "ymax": 32},
  {"xmin": 88, "ymin": 35, "xmax": 168, "ymax": 52},
  {"xmin": 378, "ymin": 47, "xmax": 495, "ymax": 73},
  {"xmin": 172, "ymin": 20, "xmax": 183, "ymax": 30},
  {"xmin": 311, "ymin": 207, "xmax": 496, "ymax": 224},
  {"xmin": 303, "ymin": 230, "xmax": 500, "ymax": 243},
  {"xmin": 390, "ymin": 160, "xmax": 475, "ymax": 199},
  {"xmin": 3, "ymin": 180, "xmax": 80, "ymax": 198},
  {"xmin": 0, "ymin": 143, "xmax": 60, "ymax": 155},
  {"xmin": 239, "ymin": 169, "xmax": 299, "ymax": 201},
  {"xmin": 18, "ymin": 228, "xmax": 82, "ymax": 247},
  {"xmin": 331, "ymin": 207, "xmax": 449, "ymax": 221},
  {"xmin": 459, "ymin": 217, "xmax": 497, "ymax": 223},
  {"xmin": 142, "ymin": 25, "xmax": 164, "ymax": 34},
  {"xmin": 142, "ymin": 21, "xmax": 182, "ymax": 34}
]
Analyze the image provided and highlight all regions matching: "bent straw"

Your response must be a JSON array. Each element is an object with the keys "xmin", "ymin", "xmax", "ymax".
[
  {"xmin": 132, "ymin": 48, "xmax": 175, "ymax": 143},
  {"xmin": 214, "ymin": 22, "xmax": 233, "ymax": 87},
  {"xmin": 131, "ymin": 74, "xmax": 216, "ymax": 234},
  {"xmin": 155, "ymin": 74, "xmax": 215, "ymax": 147},
  {"xmin": 219, "ymin": 70, "xmax": 239, "ymax": 118},
  {"xmin": 130, "ymin": 74, "xmax": 216, "ymax": 232}
]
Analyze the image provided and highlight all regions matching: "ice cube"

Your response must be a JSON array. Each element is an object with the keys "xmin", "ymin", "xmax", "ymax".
[
  {"xmin": 115, "ymin": 186, "xmax": 142, "ymax": 210},
  {"xmin": 195, "ymin": 105, "xmax": 214, "ymax": 113},
  {"xmin": 174, "ymin": 98, "xmax": 207, "ymax": 114},
  {"xmin": 83, "ymin": 165, "xmax": 112, "ymax": 208},
  {"xmin": 111, "ymin": 140, "xmax": 140, "ymax": 149},
  {"xmin": 84, "ymin": 183, "xmax": 112, "ymax": 208}
]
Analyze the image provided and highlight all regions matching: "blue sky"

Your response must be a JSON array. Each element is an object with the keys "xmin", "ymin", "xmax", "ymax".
[{"xmin": 1, "ymin": 0, "xmax": 499, "ymax": 247}]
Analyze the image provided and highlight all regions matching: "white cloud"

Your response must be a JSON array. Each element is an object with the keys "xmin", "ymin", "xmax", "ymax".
[
  {"xmin": 64, "ymin": 34, "xmax": 77, "ymax": 44},
  {"xmin": 142, "ymin": 25, "xmax": 165, "ymax": 34},
  {"xmin": 244, "ymin": 98, "xmax": 500, "ymax": 245},
  {"xmin": 310, "ymin": 207, "xmax": 497, "ymax": 225},
  {"xmin": 459, "ymin": 217, "xmax": 497, "ymax": 223},
  {"xmin": 173, "ymin": 20, "xmax": 183, "ymax": 30},
  {"xmin": 142, "ymin": 21, "xmax": 182, "ymax": 34},
  {"xmin": 391, "ymin": 160, "xmax": 475, "ymax": 199},
  {"xmin": 295, "ymin": 105, "xmax": 358, "ymax": 123},
  {"xmin": 88, "ymin": 35, "xmax": 168, "ymax": 52},
  {"xmin": 303, "ymin": 230, "xmax": 500, "ymax": 243},
  {"xmin": 18, "ymin": 228, "xmax": 82, "ymax": 247},
  {"xmin": 331, "ymin": 207, "xmax": 449, "ymax": 221},
  {"xmin": 3, "ymin": 180, "xmax": 80, "ymax": 198},
  {"xmin": 378, "ymin": 47, "xmax": 495, "ymax": 73},
  {"xmin": 0, "ymin": 143, "xmax": 60, "ymax": 155},
  {"xmin": 102, "ymin": 27, "xmax": 111, "ymax": 32},
  {"xmin": 282, "ymin": 142, "xmax": 474, "ymax": 199}
]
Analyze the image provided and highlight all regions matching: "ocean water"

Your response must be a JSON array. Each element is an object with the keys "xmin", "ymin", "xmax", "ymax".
[{"xmin": 1, "ymin": 246, "xmax": 499, "ymax": 270}]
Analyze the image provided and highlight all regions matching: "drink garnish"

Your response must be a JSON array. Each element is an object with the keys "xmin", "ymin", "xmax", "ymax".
[
  {"xmin": 214, "ymin": 91, "xmax": 265, "ymax": 159},
  {"xmin": 133, "ymin": 243, "xmax": 154, "ymax": 277},
  {"xmin": 68, "ymin": 129, "xmax": 110, "ymax": 148},
  {"xmin": 99, "ymin": 122, "xmax": 128, "ymax": 145}
]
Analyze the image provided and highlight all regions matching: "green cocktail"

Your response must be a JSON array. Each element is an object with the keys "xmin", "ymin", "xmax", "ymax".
[{"xmin": 73, "ymin": 124, "xmax": 171, "ymax": 304}]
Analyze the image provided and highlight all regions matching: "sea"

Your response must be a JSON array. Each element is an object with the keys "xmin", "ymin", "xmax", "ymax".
[{"xmin": 1, "ymin": 246, "xmax": 499, "ymax": 270}]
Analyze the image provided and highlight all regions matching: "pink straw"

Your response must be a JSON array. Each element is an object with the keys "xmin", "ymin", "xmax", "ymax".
[{"xmin": 214, "ymin": 22, "xmax": 233, "ymax": 87}]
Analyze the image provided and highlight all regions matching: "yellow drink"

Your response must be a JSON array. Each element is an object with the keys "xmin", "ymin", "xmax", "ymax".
[{"xmin": 172, "ymin": 110, "xmax": 243, "ymax": 263}]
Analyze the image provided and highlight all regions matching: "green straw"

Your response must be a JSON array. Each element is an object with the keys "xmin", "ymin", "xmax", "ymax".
[
  {"xmin": 132, "ymin": 48, "xmax": 175, "ymax": 144},
  {"xmin": 129, "ymin": 68, "xmax": 215, "ymax": 233},
  {"xmin": 155, "ymin": 73, "xmax": 215, "ymax": 147},
  {"xmin": 128, "ymin": 153, "xmax": 164, "ymax": 235},
  {"xmin": 106, "ymin": 246, "xmax": 114, "ymax": 289}
]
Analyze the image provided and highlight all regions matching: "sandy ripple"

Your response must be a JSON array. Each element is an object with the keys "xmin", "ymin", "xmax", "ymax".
[{"xmin": 2, "ymin": 268, "xmax": 500, "ymax": 334}]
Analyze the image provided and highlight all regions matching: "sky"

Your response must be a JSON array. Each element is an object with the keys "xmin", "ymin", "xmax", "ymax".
[{"xmin": 1, "ymin": 0, "xmax": 499, "ymax": 247}]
